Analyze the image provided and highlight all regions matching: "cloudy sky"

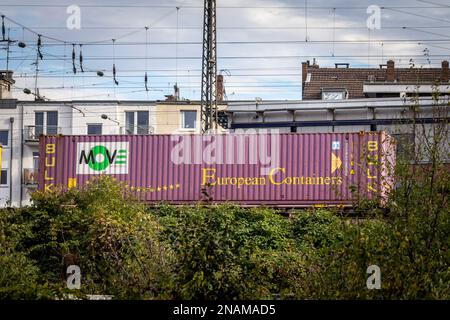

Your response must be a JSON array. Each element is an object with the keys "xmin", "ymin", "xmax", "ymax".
[{"xmin": 1, "ymin": 0, "xmax": 449, "ymax": 101}]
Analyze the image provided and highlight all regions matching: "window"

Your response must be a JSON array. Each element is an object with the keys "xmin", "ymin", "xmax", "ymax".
[
  {"xmin": 33, "ymin": 152, "xmax": 39, "ymax": 171},
  {"xmin": 181, "ymin": 110, "xmax": 197, "ymax": 129},
  {"xmin": 35, "ymin": 112, "xmax": 44, "ymax": 137},
  {"xmin": 87, "ymin": 124, "xmax": 102, "ymax": 135},
  {"xmin": 392, "ymin": 133, "xmax": 415, "ymax": 160},
  {"xmin": 35, "ymin": 111, "xmax": 58, "ymax": 136},
  {"xmin": 0, "ymin": 170, "xmax": 7, "ymax": 185},
  {"xmin": 0, "ymin": 130, "xmax": 8, "ymax": 146},
  {"xmin": 305, "ymin": 73, "xmax": 312, "ymax": 83},
  {"xmin": 47, "ymin": 111, "xmax": 58, "ymax": 134},
  {"xmin": 125, "ymin": 111, "xmax": 135, "ymax": 134},
  {"xmin": 321, "ymin": 89, "xmax": 347, "ymax": 100},
  {"xmin": 125, "ymin": 111, "xmax": 149, "ymax": 134},
  {"xmin": 137, "ymin": 111, "xmax": 149, "ymax": 134}
]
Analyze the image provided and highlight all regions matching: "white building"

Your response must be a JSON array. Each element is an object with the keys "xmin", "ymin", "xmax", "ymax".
[
  {"xmin": 0, "ymin": 91, "xmax": 226, "ymax": 207},
  {"xmin": 0, "ymin": 100, "xmax": 142, "ymax": 206},
  {"xmin": 228, "ymin": 97, "xmax": 449, "ymax": 165}
]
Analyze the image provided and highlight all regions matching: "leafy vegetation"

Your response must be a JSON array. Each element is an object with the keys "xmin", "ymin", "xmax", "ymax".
[{"xmin": 0, "ymin": 172, "xmax": 447, "ymax": 299}]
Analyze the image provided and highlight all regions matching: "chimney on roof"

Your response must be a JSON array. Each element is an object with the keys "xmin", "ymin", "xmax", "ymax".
[
  {"xmin": 386, "ymin": 60, "xmax": 395, "ymax": 82},
  {"xmin": 441, "ymin": 60, "xmax": 449, "ymax": 82},
  {"xmin": 217, "ymin": 74, "xmax": 224, "ymax": 102},
  {"xmin": 0, "ymin": 70, "xmax": 15, "ymax": 99},
  {"xmin": 302, "ymin": 61, "xmax": 308, "ymax": 84}
]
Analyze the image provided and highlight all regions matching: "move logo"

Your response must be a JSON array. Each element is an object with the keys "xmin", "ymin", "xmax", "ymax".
[{"xmin": 76, "ymin": 142, "xmax": 129, "ymax": 174}]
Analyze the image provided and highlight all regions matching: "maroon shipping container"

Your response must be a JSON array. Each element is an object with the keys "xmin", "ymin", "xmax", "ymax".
[{"xmin": 38, "ymin": 132, "xmax": 395, "ymax": 207}]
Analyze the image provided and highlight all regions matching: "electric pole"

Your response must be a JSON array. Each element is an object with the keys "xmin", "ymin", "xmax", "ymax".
[{"xmin": 201, "ymin": 0, "xmax": 217, "ymax": 134}]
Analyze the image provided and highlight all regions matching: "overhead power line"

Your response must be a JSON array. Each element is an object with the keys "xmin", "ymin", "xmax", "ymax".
[
  {"xmin": 2, "ymin": 2, "xmax": 450, "ymax": 102},
  {"xmin": 6, "ymin": 26, "xmax": 450, "ymax": 31},
  {"xmin": 7, "ymin": 54, "xmax": 450, "ymax": 61},
  {"xmin": 0, "ymin": 4, "xmax": 449, "ymax": 9},
  {"xmin": 11, "ymin": 39, "xmax": 450, "ymax": 47}
]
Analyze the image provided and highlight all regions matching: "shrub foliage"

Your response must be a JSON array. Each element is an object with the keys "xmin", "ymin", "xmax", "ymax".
[{"xmin": 0, "ymin": 173, "xmax": 447, "ymax": 299}]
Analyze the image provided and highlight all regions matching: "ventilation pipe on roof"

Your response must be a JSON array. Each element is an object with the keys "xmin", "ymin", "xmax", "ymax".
[
  {"xmin": 386, "ymin": 60, "xmax": 395, "ymax": 82},
  {"xmin": 441, "ymin": 60, "xmax": 449, "ymax": 82},
  {"xmin": 216, "ymin": 74, "xmax": 224, "ymax": 102},
  {"xmin": 9, "ymin": 117, "xmax": 13, "ymax": 207}
]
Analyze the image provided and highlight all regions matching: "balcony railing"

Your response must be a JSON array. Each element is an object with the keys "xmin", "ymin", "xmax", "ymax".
[
  {"xmin": 24, "ymin": 125, "xmax": 61, "ymax": 142},
  {"xmin": 23, "ymin": 168, "xmax": 38, "ymax": 186},
  {"xmin": 120, "ymin": 125, "xmax": 154, "ymax": 135}
]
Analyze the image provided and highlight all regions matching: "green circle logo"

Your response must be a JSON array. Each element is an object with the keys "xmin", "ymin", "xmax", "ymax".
[{"xmin": 88, "ymin": 145, "xmax": 110, "ymax": 171}]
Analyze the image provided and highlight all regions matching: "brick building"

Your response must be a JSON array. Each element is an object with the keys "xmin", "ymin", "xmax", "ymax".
[{"xmin": 302, "ymin": 60, "xmax": 450, "ymax": 100}]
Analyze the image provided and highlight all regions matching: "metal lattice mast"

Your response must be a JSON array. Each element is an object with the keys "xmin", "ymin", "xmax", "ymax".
[{"xmin": 201, "ymin": 0, "xmax": 217, "ymax": 134}]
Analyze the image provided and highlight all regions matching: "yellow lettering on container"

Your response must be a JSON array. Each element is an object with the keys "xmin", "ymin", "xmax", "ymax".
[
  {"xmin": 44, "ymin": 170, "xmax": 54, "ymax": 181},
  {"xmin": 68, "ymin": 178, "xmax": 77, "ymax": 189},
  {"xmin": 269, "ymin": 167, "xmax": 285, "ymax": 185},
  {"xmin": 46, "ymin": 144, "xmax": 56, "ymax": 154},
  {"xmin": 45, "ymin": 157, "xmax": 55, "ymax": 167},
  {"xmin": 202, "ymin": 168, "xmax": 217, "ymax": 186},
  {"xmin": 368, "ymin": 141, "xmax": 378, "ymax": 152},
  {"xmin": 44, "ymin": 183, "xmax": 54, "ymax": 192}
]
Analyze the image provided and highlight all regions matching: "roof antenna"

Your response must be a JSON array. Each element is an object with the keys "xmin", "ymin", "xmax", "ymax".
[
  {"xmin": 331, "ymin": 8, "xmax": 336, "ymax": 57},
  {"xmin": 145, "ymin": 26, "xmax": 149, "ymax": 92},
  {"xmin": 367, "ymin": 29, "xmax": 371, "ymax": 67},
  {"xmin": 176, "ymin": 7, "xmax": 180, "ymax": 90},
  {"xmin": 304, "ymin": 0, "xmax": 308, "ymax": 42}
]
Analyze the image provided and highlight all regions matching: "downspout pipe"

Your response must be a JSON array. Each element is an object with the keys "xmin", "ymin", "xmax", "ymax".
[
  {"xmin": 9, "ymin": 117, "xmax": 13, "ymax": 206},
  {"xmin": 20, "ymin": 104, "xmax": 24, "ymax": 207}
]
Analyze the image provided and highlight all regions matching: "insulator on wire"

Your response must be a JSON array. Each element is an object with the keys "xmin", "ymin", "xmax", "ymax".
[
  {"xmin": 113, "ymin": 64, "xmax": 119, "ymax": 85},
  {"xmin": 1, "ymin": 15, "xmax": 5, "ymax": 41},
  {"xmin": 145, "ymin": 72, "xmax": 149, "ymax": 91},
  {"xmin": 72, "ymin": 44, "xmax": 77, "ymax": 74},
  {"xmin": 37, "ymin": 35, "xmax": 43, "ymax": 60},
  {"xmin": 79, "ymin": 44, "xmax": 84, "ymax": 73},
  {"xmin": 112, "ymin": 39, "xmax": 119, "ymax": 85}
]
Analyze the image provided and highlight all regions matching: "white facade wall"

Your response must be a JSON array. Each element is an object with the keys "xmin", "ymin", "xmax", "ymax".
[
  {"xmin": 0, "ymin": 101, "xmax": 161, "ymax": 207},
  {"xmin": 229, "ymin": 97, "xmax": 449, "ymax": 162},
  {"xmin": 229, "ymin": 98, "xmax": 446, "ymax": 134}
]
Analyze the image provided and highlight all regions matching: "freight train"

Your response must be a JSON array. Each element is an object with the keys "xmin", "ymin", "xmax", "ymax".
[{"xmin": 38, "ymin": 132, "xmax": 396, "ymax": 207}]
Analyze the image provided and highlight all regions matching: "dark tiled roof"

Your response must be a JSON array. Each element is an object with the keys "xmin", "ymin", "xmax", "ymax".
[{"xmin": 302, "ymin": 62, "xmax": 448, "ymax": 100}]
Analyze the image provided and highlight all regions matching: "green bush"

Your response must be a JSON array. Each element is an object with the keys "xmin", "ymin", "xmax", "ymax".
[
  {"xmin": 151, "ymin": 204, "xmax": 299, "ymax": 299},
  {"xmin": 0, "ymin": 208, "xmax": 55, "ymax": 299},
  {"xmin": 0, "ymin": 171, "xmax": 448, "ymax": 300},
  {"xmin": 292, "ymin": 209, "xmax": 345, "ymax": 250},
  {"xmin": 2, "ymin": 176, "xmax": 174, "ymax": 299}
]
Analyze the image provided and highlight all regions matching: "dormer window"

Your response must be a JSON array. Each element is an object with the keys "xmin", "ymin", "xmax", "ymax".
[
  {"xmin": 305, "ymin": 73, "xmax": 312, "ymax": 83},
  {"xmin": 321, "ymin": 88, "xmax": 347, "ymax": 100}
]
